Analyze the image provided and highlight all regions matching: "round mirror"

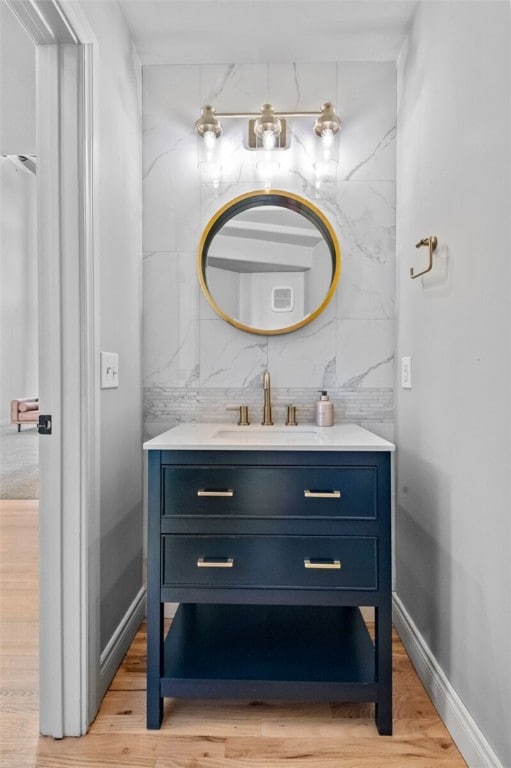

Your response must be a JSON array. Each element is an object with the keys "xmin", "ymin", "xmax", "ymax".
[{"xmin": 198, "ymin": 190, "xmax": 341, "ymax": 335}]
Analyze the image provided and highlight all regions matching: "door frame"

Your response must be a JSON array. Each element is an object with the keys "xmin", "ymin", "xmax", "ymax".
[{"xmin": 6, "ymin": 0, "xmax": 99, "ymax": 736}]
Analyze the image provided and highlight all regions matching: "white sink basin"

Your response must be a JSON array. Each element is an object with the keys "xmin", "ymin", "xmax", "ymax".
[{"xmin": 211, "ymin": 426, "xmax": 324, "ymax": 444}]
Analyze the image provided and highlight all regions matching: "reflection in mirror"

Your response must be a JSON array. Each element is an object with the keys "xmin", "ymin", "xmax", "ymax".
[{"xmin": 198, "ymin": 191, "xmax": 341, "ymax": 336}]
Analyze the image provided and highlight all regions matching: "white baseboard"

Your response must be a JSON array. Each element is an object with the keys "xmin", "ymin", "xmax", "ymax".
[
  {"xmin": 164, "ymin": 602, "xmax": 178, "ymax": 619},
  {"xmin": 99, "ymin": 587, "xmax": 146, "ymax": 701},
  {"xmin": 392, "ymin": 593, "xmax": 503, "ymax": 768}
]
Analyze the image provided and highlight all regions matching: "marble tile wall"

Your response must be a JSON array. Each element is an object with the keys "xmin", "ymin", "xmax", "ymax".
[{"xmin": 143, "ymin": 62, "xmax": 396, "ymax": 441}]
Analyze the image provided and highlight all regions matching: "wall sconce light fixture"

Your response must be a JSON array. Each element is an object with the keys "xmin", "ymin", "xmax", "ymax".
[
  {"xmin": 195, "ymin": 105, "xmax": 223, "ymax": 147},
  {"xmin": 253, "ymin": 104, "xmax": 282, "ymax": 149},
  {"xmin": 194, "ymin": 102, "xmax": 341, "ymax": 151}
]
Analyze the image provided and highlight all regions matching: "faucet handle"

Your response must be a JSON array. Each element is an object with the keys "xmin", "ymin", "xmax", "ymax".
[
  {"xmin": 226, "ymin": 405, "xmax": 250, "ymax": 426},
  {"xmin": 286, "ymin": 405, "xmax": 298, "ymax": 426}
]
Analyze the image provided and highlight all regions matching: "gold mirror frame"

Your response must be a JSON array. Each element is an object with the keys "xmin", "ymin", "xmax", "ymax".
[{"xmin": 198, "ymin": 189, "xmax": 341, "ymax": 336}]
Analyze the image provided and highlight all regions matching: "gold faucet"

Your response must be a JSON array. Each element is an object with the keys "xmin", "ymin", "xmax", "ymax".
[{"xmin": 262, "ymin": 369, "xmax": 273, "ymax": 426}]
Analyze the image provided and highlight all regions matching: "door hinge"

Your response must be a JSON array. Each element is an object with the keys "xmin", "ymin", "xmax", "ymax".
[{"xmin": 38, "ymin": 414, "xmax": 52, "ymax": 435}]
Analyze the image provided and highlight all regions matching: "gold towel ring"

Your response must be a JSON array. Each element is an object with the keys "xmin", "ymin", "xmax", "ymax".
[{"xmin": 410, "ymin": 236, "xmax": 438, "ymax": 279}]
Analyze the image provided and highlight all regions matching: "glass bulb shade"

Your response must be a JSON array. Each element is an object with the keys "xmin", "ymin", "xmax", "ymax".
[
  {"xmin": 199, "ymin": 158, "xmax": 222, "ymax": 184},
  {"xmin": 314, "ymin": 157, "xmax": 338, "ymax": 183},
  {"xmin": 256, "ymin": 154, "xmax": 280, "ymax": 181},
  {"xmin": 198, "ymin": 130, "xmax": 221, "ymax": 171}
]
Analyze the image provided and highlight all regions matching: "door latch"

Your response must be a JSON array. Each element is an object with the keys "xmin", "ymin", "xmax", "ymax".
[{"xmin": 38, "ymin": 414, "xmax": 52, "ymax": 435}]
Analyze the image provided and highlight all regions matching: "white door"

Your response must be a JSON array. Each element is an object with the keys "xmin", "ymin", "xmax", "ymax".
[{"xmin": 6, "ymin": 0, "xmax": 99, "ymax": 736}]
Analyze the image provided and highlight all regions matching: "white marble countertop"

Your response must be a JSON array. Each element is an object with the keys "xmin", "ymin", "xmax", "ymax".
[{"xmin": 143, "ymin": 422, "xmax": 395, "ymax": 452}]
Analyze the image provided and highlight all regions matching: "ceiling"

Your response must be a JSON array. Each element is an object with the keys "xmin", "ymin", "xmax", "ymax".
[{"xmin": 118, "ymin": 0, "xmax": 418, "ymax": 65}]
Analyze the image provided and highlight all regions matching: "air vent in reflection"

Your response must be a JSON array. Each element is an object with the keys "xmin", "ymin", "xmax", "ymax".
[{"xmin": 272, "ymin": 286, "xmax": 294, "ymax": 312}]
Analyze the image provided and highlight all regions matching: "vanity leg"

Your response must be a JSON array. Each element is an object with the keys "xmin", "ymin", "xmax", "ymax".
[
  {"xmin": 147, "ymin": 451, "xmax": 164, "ymax": 728},
  {"xmin": 147, "ymin": 601, "xmax": 164, "ymax": 729},
  {"xmin": 374, "ymin": 604, "xmax": 393, "ymax": 735}
]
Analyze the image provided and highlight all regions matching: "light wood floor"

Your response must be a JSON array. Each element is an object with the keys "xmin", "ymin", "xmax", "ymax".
[{"xmin": 1, "ymin": 499, "xmax": 467, "ymax": 768}]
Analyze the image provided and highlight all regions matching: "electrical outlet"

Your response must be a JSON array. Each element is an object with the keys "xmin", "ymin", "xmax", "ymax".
[
  {"xmin": 101, "ymin": 352, "xmax": 119, "ymax": 389},
  {"xmin": 401, "ymin": 356, "xmax": 412, "ymax": 389}
]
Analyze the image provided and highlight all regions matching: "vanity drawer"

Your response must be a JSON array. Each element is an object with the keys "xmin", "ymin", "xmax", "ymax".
[
  {"xmin": 162, "ymin": 465, "xmax": 377, "ymax": 520},
  {"xmin": 161, "ymin": 535, "xmax": 377, "ymax": 591}
]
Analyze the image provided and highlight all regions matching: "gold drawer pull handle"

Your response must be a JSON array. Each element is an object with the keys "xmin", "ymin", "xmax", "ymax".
[
  {"xmin": 304, "ymin": 559, "xmax": 341, "ymax": 570},
  {"xmin": 304, "ymin": 490, "xmax": 341, "ymax": 499},
  {"xmin": 197, "ymin": 557, "xmax": 234, "ymax": 568},
  {"xmin": 197, "ymin": 489, "xmax": 234, "ymax": 497}
]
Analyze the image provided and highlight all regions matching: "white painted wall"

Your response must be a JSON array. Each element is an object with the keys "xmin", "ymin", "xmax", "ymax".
[
  {"xmin": 75, "ymin": 1, "xmax": 144, "ymax": 653},
  {"xmin": 0, "ymin": 2, "xmax": 35, "ymax": 155},
  {"xmin": 207, "ymin": 266, "xmax": 240, "ymax": 319},
  {"xmin": 0, "ymin": 158, "xmax": 37, "ymax": 424},
  {"xmin": 395, "ymin": 2, "xmax": 511, "ymax": 766}
]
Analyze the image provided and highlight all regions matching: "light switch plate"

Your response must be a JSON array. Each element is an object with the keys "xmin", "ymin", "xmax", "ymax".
[
  {"xmin": 401, "ymin": 356, "xmax": 412, "ymax": 389},
  {"xmin": 101, "ymin": 352, "xmax": 119, "ymax": 389}
]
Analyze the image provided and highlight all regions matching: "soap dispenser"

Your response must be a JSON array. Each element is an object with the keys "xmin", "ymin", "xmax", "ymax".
[{"xmin": 315, "ymin": 391, "xmax": 334, "ymax": 427}]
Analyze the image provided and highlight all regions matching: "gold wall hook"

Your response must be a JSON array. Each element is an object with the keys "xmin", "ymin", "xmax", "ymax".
[{"xmin": 410, "ymin": 235, "xmax": 438, "ymax": 279}]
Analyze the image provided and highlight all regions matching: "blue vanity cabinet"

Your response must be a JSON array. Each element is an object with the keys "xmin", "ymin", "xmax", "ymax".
[{"xmin": 146, "ymin": 448, "xmax": 392, "ymax": 735}]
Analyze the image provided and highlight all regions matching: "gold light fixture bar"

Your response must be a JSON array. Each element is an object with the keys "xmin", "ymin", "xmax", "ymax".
[
  {"xmin": 194, "ymin": 102, "xmax": 342, "ymax": 148},
  {"xmin": 210, "ymin": 109, "xmax": 336, "ymax": 119}
]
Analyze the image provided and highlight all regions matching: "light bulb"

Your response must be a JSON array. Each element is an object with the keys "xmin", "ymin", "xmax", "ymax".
[
  {"xmin": 262, "ymin": 130, "xmax": 276, "ymax": 150},
  {"xmin": 321, "ymin": 127, "xmax": 334, "ymax": 149},
  {"xmin": 203, "ymin": 129, "xmax": 217, "ymax": 149}
]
